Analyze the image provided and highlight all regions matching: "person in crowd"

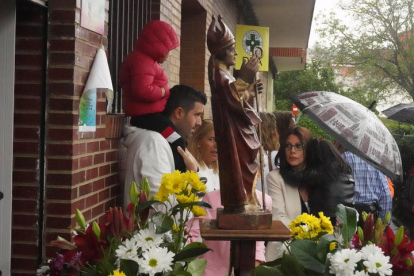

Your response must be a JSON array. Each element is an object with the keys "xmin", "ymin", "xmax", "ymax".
[
  {"xmin": 257, "ymin": 112, "xmax": 280, "ymax": 193},
  {"xmin": 267, "ymin": 128, "xmax": 354, "ymax": 225},
  {"xmin": 265, "ymin": 127, "xmax": 354, "ymax": 260},
  {"xmin": 187, "ymin": 120, "xmax": 219, "ymax": 192},
  {"xmin": 120, "ymin": 20, "xmax": 189, "ymax": 172},
  {"xmin": 334, "ymin": 141, "xmax": 392, "ymax": 225},
  {"xmin": 273, "ymin": 111, "xmax": 295, "ymax": 145},
  {"xmin": 122, "ymin": 85, "xmax": 207, "ymax": 207},
  {"xmin": 187, "ymin": 189, "xmax": 272, "ymax": 276}
]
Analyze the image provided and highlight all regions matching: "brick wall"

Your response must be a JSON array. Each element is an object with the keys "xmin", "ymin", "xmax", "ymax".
[
  {"xmin": 44, "ymin": 0, "xmax": 125, "ymax": 260},
  {"xmin": 12, "ymin": 3, "xmax": 46, "ymax": 274}
]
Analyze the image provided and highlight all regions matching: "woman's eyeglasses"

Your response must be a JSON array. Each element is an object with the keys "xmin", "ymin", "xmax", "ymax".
[{"xmin": 285, "ymin": 143, "xmax": 304, "ymax": 151}]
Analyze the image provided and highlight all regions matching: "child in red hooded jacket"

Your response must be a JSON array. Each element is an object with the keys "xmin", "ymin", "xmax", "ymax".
[{"xmin": 120, "ymin": 21, "xmax": 188, "ymax": 172}]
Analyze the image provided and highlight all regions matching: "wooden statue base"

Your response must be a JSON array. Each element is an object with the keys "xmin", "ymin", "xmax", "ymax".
[
  {"xmin": 216, "ymin": 208, "xmax": 272, "ymax": 230},
  {"xmin": 200, "ymin": 219, "xmax": 290, "ymax": 276}
]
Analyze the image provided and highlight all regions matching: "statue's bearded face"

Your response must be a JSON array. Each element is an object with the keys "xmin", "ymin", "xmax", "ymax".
[{"xmin": 223, "ymin": 44, "xmax": 237, "ymax": 67}]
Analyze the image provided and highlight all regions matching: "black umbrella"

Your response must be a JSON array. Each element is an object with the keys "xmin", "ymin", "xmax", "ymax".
[
  {"xmin": 382, "ymin": 103, "xmax": 414, "ymax": 125},
  {"xmin": 289, "ymin": 91, "xmax": 403, "ymax": 180}
]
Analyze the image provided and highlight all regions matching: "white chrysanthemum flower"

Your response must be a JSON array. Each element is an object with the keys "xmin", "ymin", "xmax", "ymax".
[
  {"xmin": 329, "ymin": 249, "xmax": 362, "ymax": 276},
  {"xmin": 360, "ymin": 244, "xmax": 383, "ymax": 260},
  {"xmin": 36, "ymin": 265, "xmax": 49, "ymax": 275},
  {"xmin": 138, "ymin": 247, "xmax": 174, "ymax": 276},
  {"xmin": 134, "ymin": 228, "xmax": 164, "ymax": 250},
  {"xmin": 363, "ymin": 252, "xmax": 393, "ymax": 276},
  {"xmin": 353, "ymin": 270, "xmax": 368, "ymax": 276},
  {"xmin": 115, "ymin": 237, "xmax": 139, "ymax": 262}
]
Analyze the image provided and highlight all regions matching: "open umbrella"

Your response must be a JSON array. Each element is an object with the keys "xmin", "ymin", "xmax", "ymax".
[
  {"xmin": 288, "ymin": 91, "xmax": 403, "ymax": 180},
  {"xmin": 382, "ymin": 103, "xmax": 414, "ymax": 125}
]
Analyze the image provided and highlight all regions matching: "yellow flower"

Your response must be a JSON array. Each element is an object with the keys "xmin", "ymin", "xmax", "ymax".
[
  {"xmin": 289, "ymin": 213, "xmax": 323, "ymax": 240},
  {"xmin": 160, "ymin": 170, "xmax": 185, "ymax": 194},
  {"xmin": 318, "ymin": 212, "xmax": 334, "ymax": 234},
  {"xmin": 154, "ymin": 185, "xmax": 170, "ymax": 202},
  {"xmin": 109, "ymin": 270, "xmax": 126, "ymax": 276},
  {"xmin": 175, "ymin": 193, "xmax": 199, "ymax": 204},
  {"xmin": 191, "ymin": 205, "xmax": 207, "ymax": 217},
  {"xmin": 329, "ymin": 241, "xmax": 337, "ymax": 251},
  {"xmin": 173, "ymin": 224, "xmax": 180, "ymax": 232},
  {"xmin": 183, "ymin": 171, "xmax": 206, "ymax": 193}
]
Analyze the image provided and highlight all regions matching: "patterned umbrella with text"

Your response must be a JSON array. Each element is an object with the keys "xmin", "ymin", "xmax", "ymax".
[
  {"xmin": 382, "ymin": 103, "xmax": 414, "ymax": 125},
  {"xmin": 289, "ymin": 91, "xmax": 403, "ymax": 180}
]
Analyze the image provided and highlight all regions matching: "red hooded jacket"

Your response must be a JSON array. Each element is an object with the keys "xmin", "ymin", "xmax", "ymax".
[{"xmin": 120, "ymin": 21, "xmax": 179, "ymax": 116}]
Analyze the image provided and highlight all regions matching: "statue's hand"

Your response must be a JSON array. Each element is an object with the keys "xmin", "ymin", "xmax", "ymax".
[
  {"xmin": 239, "ymin": 56, "xmax": 259, "ymax": 84},
  {"xmin": 177, "ymin": 146, "xmax": 199, "ymax": 172},
  {"xmin": 247, "ymin": 79, "xmax": 263, "ymax": 99}
]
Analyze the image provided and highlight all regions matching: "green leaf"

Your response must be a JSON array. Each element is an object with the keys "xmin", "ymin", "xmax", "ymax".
[
  {"xmin": 254, "ymin": 264, "xmax": 286, "ymax": 276},
  {"xmin": 336, "ymin": 204, "xmax": 357, "ymax": 245},
  {"xmin": 152, "ymin": 212, "xmax": 174, "ymax": 234},
  {"xmin": 316, "ymin": 234, "xmax": 337, "ymax": 263},
  {"xmin": 290, "ymin": 239, "xmax": 325, "ymax": 273},
  {"xmin": 135, "ymin": 200, "xmax": 162, "ymax": 213},
  {"xmin": 173, "ymin": 242, "xmax": 212, "ymax": 262},
  {"xmin": 119, "ymin": 259, "xmax": 138, "ymax": 276},
  {"xmin": 186, "ymin": 259, "xmax": 207, "ymax": 276},
  {"xmin": 280, "ymin": 253, "xmax": 307, "ymax": 276},
  {"xmin": 129, "ymin": 181, "xmax": 139, "ymax": 205}
]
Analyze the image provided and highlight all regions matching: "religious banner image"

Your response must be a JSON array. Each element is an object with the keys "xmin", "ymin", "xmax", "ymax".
[
  {"xmin": 235, "ymin": 24, "xmax": 269, "ymax": 72},
  {"xmin": 81, "ymin": 0, "xmax": 105, "ymax": 35}
]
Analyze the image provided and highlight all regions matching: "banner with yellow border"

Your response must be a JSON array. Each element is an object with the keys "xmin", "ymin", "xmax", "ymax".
[{"xmin": 235, "ymin": 24, "xmax": 269, "ymax": 72}]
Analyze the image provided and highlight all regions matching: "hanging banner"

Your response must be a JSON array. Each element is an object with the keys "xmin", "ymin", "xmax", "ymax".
[
  {"xmin": 79, "ymin": 48, "xmax": 113, "ymax": 132},
  {"xmin": 235, "ymin": 24, "xmax": 269, "ymax": 72}
]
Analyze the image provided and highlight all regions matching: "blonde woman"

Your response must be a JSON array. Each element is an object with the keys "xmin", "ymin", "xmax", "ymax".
[{"xmin": 187, "ymin": 120, "xmax": 219, "ymax": 192}]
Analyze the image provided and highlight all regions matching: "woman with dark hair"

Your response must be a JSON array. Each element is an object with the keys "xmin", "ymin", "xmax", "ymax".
[
  {"xmin": 267, "ymin": 126, "xmax": 354, "ymax": 226},
  {"xmin": 265, "ymin": 127, "xmax": 354, "ymax": 260},
  {"xmin": 273, "ymin": 111, "xmax": 295, "ymax": 145}
]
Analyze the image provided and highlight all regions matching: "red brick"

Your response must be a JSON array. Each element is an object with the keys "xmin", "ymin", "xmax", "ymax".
[
  {"xmin": 49, "ymin": 39, "xmax": 76, "ymax": 52},
  {"xmin": 16, "ymin": 38, "xmax": 43, "ymax": 52},
  {"xmin": 48, "ymin": 113, "xmax": 78, "ymax": 126},
  {"xmin": 93, "ymin": 153, "xmax": 105, "ymax": 165},
  {"xmin": 47, "ymin": 173, "xmax": 73, "ymax": 186},
  {"xmin": 14, "ymin": 83, "xmax": 42, "ymax": 97},
  {"xmin": 75, "ymin": 54, "xmax": 91, "ymax": 69},
  {"xmin": 96, "ymin": 101, "xmax": 107, "ymax": 112},
  {"xmin": 111, "ymin": 139, "xmax": 122, "ymax": 149},
  {"xmin": 16, "ymin": 25, "xmax": 43, "ymax": 37},
  {"xmin": 14, "ymin": 113, "xmax": 41, "ymax": 125},
  {"xmin": 14, "ymin": 127, "xmax": 39, "ymax": 140},
  {"xmin": 13, "ymin": 142, "xmax": 39, "ymax": 155},
  {"xmin": 93, "ymin": 179, "xmax": 105, "ymax": 191},
  {"xmin": 49, "ymin": 52, "xmax": 75, "ymax": 65},
  {"xmin": 12, "ymin": 199, "xmax": 37, "ymax": 213},
  {"xmin": 50, "ymin": 10, "xmax": 76, "ymax": 23},
  {"xmin": 15, "ymin": 69, "xmax": 43, "ymax": 83},
  {"xmin": 15, "ymin": 54, "xmax": 43, "ymax": 67},
  {"xmin": 46, "ymin": 187, "xmax": 76, "ymax": 200},
  {"xmin": 12, "ymin": 229, "xmax": 38, "ymax": 242},
  {"xmin": 92, "ymin": 203, "xmax": 105, "ymax": 218},
  {"xmin": 100, "ymin": 140, "xmax": 110, "ymax": 151},
  {"xmin": 49, "ymin": 0, "xmax": 77, "ymax": 9},
  {"xmin": 105, "ymin": 174, "xmax": 119, "ymax": 187},
  {"xmin": 51, "ymin": 24, "xmax": 76, "ymax": 38},
  {"xmin": 74, "ymin": 68, "xmax": 89, "ymax": 84},
  {"xmin": 84, "ymin": 194, "xmax": 98, "ymax": 207},
  {"xmin": 80, "ymin": 155, "xmax": 93, "ymax": 168},
  {"xmin": 49, "ymin": 98, "xmax": 79, "ymax": 111},
  {"xmin": 99, "ymin": 164, "xmax": 110, "ymax": 176},
  {"xmin": 46, "ymin": 202, "xmax": 71, "ymax": 216},
  {"xmin": 48, "ymin": 67, "xmax": 74, "ymax": 81},
  {"xmin": 12, "ymin": 171, "xmax": 38, "ymax": 184},
  {"xmin": 11, "ymin": 257, "xmax": 38, "ymax": 273},
  {"xmin": 89, "ymin": 31, "xmax": 102, "ymax": 45},
  {"xmin": 48, "ymin": 143, "xmax": 79, "ymax": 156},
  {"xmin": 49, "ymin": 83, "xmax": 78, "ymax": 96},
  {"xmin": 75, "ymin": 41, "xmax": 97, "ymax": 57},
  {"xmin": 110, "ymin": 185, "xmax": 121, "ymax": 197},
  {"xmin": 48, "ymin": 128, "xmax": 76, "ymax": 141},
  {"xmin": 12, "ymin": 243, "xmax": 38, "ymax": 256},
  {"xmin": 45, "ymin": 216, "xmax": 73, "ymax": 228},
  {"xmin": 14, "ymin": 97, "xmax": 42, "ymax": 111},
  {"xmin": 47, "ymin": 158, "xmax": 78, "ymax": 171},
  {"xmin": 13, "ymin": 214, "xmax": 38, "ymax": 227},
  {"xmin": 14, "ymin": 157, "xmax": 38, "ymax": 170},
  {"xmin": 79, "ymin": 182, "xmax": 92, "ymax": 196},
  {"xmin": 86, "ymin": 167, "xmax": 99, "ymax": 181},
  {"xmin": 86, "ymin": 141, "xmax": 99, "ymax": 153},
  {"xmin": 82, "ymin": 209, "xmax": 92, "ymax": 222}
]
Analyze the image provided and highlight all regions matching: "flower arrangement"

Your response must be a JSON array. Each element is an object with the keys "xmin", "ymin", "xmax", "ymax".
[
  {"xmin": 37, "ymin": 171, "xmax": 212, "ymax": 276},
  {"xmin": 254, "ymin": 204, "xmax": 414, "ymax": 276}
]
